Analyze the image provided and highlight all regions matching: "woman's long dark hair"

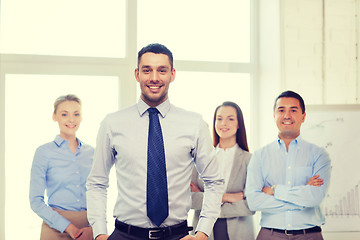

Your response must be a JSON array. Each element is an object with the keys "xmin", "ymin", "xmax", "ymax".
[{"xmin": 212, "ymin": 101, "xmax": 249, "ymax": 152}]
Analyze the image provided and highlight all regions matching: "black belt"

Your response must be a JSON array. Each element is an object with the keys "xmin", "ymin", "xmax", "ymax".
[
  {"xmin": 115, "ymin": 219, "xmax": 193, "ymax": 239},
  {"xmin": 265, "ymin": 226, "xmax": 321, "ymax": 236}
]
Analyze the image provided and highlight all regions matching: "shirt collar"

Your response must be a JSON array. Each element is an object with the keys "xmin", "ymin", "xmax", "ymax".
[
  {"xmin": 137, "ymin": 98, "xmax": 171, "ymax": 118},
  {"xmin": 53, "ymin": 135, "xmax": 83, "ymax": 147},
  {"xmin": 276, "ymin": 135, "xmax": 302, "ymax": 147},
  {"xmin": 215, "ymin": 143, "xmax": 240, "ymax": 153}
]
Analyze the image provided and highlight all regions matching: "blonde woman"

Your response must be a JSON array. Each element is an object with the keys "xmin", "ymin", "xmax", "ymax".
[
  {"xmin": 191, "ymin": 101, "xmax": 255, "ymax": 240},
  {"xmin": 30, "ymin": 94, "xmax": 94, "ymax": 240}
]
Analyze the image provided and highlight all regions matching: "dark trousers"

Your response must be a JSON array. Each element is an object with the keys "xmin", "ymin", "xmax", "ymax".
[
  {"xmin": 212, "ymin": 218, "xmax": 230, "ymax": 240},
  {"xmin": 108, "ymin": 228, "xmax": 188, "ymax": 240},
  {"xmin": 256, "ymin": 227, "xmax": 324, "ymax": 240}
]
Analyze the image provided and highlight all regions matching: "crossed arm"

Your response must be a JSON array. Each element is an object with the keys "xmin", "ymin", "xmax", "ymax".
[
  {"xmin": 262, "ymin": 175, "xmax": 324, "ymax": 195},
  {"xmin": 245, "ymin": 148, "xmax": 331, "ymax": 212},
  {"xmin": 191, "ymin": 181, "xmax": 244, "ymax": 203}
]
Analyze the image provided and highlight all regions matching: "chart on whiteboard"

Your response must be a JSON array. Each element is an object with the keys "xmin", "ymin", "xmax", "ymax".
[{"xmin": 302, "ymin": 108, "xmax": 360, "ymax": 232}]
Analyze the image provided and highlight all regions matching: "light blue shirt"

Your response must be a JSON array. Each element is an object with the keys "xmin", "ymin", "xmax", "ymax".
[
  {"xmin": 29, "ymin": 135, "xmax": 94, "ymax": 233},
  {"xmin": 245, "ymin": 136, "xmax": 331, "ymax": 230},
  {"xmin": 86, "ymin": 99, "xmax": 224, "ymax": 238}
]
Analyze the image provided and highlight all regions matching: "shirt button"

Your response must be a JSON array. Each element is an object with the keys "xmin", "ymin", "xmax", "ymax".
[
  {"xmin": 77, "ymin": 199, "xmax": 80, "ymax": 202},
  {"xmin": 288, "ymin": 181, "xmax": 291, "ymax": 185},
  {"xmin": 76, "ymin": 185, "xmax": 80, "ymax": 188},
  {"xmin": 76, "ymin": 171, "xmax": 79, "ymax": 174},
  {"xmin": 288, "ymin": 166, "xmax": 291, "ymax": 169},
  {"xmin": 288, "ymin": 224, "xmax": 291, "ymax": 227}
]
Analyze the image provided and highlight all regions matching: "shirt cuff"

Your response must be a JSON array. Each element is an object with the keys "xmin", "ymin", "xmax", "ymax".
[
  {"xmin": 274, "ymin": 185, "xmax": 303, "ymax": 210},
  {"xmin": 194, "ymin": 218, "xmax": 213, "ymax": 237},
  {"xmin": 92, "ymin": 221, "xmax": 108, "ymax": 239},
  {"xmin": 57, "ymin": 218, "xmax": 71, "ymax": 233},
  {"xmin": 273, "ymin": 184, "xmax": 289, "ymax": 201}
]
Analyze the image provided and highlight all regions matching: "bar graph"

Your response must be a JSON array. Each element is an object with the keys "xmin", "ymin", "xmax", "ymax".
[{"xmin": 322, "ymin": 183, "xmax": 360, "ymax": 217}]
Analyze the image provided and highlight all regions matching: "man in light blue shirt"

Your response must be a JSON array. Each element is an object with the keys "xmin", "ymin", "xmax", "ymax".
[
  {"xmin": 86, "ymin": 43, "xmax": 224, "ymax": 240},
  {"xmin": 245, "ymin": 90, "xmax": 331, "ymax": 240}
]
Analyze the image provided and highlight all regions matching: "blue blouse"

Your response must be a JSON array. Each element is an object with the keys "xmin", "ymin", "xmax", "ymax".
[{"xmin": 30, "ymin": 135, "xmax": 94, "ymax": 233}]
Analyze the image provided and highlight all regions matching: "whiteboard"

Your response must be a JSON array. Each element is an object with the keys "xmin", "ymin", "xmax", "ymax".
[{"xmin": 302, "ymin": 105, "xmax": 360, "ymax": 232}]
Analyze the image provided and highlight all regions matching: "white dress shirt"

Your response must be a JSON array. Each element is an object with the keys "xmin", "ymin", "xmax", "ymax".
[
  {"xmin": 86, "ymin": 98, "xmax": 224, "ymax": 238},
  {"xmin": 215, "ymin": 144, "xmax": 236, "ymax": 191}
]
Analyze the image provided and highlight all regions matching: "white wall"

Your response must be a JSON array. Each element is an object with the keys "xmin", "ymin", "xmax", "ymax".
[
  {"xmin": 0, "ymin": 68, "xmax": 5, "ymax": 240},
  {"xmin": 281, "ymin": 0, "xmax": 360, "ymax": 104}
]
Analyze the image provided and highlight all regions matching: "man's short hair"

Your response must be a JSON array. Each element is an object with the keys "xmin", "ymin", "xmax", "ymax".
[
  {"xmin": 274, "ymin": 90, "xmax": 305, "ymax": 114},
  {"xmin": 137, "ymin": 43, "xmax": 173, "ymax": 70}
]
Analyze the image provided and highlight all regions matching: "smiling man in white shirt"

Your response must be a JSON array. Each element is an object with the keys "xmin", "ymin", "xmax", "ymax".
[{"xmin": 86, "ymin": 43, "xmax": 224, "ymax": 240}]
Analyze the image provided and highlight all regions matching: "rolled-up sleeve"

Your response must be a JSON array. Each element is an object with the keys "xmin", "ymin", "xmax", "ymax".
[{"xmin": 192, "ymin": 120, "xmax": 225, "ymax": 236}]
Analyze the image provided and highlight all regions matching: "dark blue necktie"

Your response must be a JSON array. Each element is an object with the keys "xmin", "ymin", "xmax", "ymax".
[{"xmin": 146, "ymin": 108, "xmax": 168, "ymax": 226}]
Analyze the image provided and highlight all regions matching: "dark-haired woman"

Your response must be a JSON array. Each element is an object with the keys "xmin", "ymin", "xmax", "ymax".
[{"xmin": 191, "ymin": 101, "xmax": 255, "ymax": 240}]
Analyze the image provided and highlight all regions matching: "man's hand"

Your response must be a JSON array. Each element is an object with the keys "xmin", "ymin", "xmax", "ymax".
[
  {"xmin": 190, "ymin": 182, "xmax": 202, "ymax": 192},
  {"xmin": 222, "ymin": 192, "xmax": 244, "ymax": 203},
  {"xmin": 95, "ymin": 234, "xmax": 109, "ymax": 240},
  {"xmin": 262, "ymin": 186, "xmax": 274, "ymax": 195},
  {"xmin": 180, "ymin": 231, "xmax": 208, "ymax": 240},
  {"xmin": 307, "ymin": 175, "xmax": 323, "ymax": 186}
]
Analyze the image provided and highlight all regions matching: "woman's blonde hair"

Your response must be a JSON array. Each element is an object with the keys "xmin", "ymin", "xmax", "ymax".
[{"xmin": 53, "ymin": 94, "xmax": 81, "ymax": 114}]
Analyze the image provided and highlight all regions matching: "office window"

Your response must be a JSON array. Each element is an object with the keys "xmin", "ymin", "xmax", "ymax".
[
  {"xmin": 172, "ymin": 72, "xmax": 251, "ymax": 141},
  {"xmin": 5, "ymin": 74, "xmax": 119, "ymax": 239},
  {"xmin": 0, "ymin": 0, "xmax": 126, "ymax": 57},
  {"xmin": 171, "ymin": 72, "xmax": 250, "ymax": 127},
  {"xmin": 137, "ymin": 0, "xmax": 251, "ymax": 62}
]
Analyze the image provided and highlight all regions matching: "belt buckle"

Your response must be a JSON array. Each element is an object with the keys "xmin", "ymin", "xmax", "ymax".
[
  {"xmin": 284, "ymin": 230, "xmax": 293, "ymax": 236},
  {"xmin": 149, "ymin": 229, "xmax": 162, "ymax": 239}
]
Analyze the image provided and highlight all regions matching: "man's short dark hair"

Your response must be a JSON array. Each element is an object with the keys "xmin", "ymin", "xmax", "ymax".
[
  {"xmin": 274, "ymin": 90, "xmax": 306, "ymax": 113},
  {"xmin": 137, "ymin": 43, "xmax": 173, "ymax": 70}
]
